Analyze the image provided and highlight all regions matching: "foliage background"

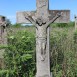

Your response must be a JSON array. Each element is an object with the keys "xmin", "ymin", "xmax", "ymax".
[{"xmin": 0, "ymin": 22, "xmax": 77, "ymax": 77}]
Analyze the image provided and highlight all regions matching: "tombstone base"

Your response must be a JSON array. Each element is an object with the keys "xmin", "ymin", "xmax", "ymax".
[
  {"xmin": 36, "ymin": 72, "xmax": 53, "ymax": 77},
  {"xmin": 36, "ymin": 75, "xmax": 51, "ymax": 77}
]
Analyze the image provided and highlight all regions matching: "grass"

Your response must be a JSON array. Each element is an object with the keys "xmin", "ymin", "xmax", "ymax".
[{"xmin": 1, "ymin": 25, "xmax": 77, "ymax": 76}]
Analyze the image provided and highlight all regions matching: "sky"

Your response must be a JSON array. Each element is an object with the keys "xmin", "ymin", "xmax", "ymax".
[{"xmin": 0, "ymin": 0, "xmax": 77, "ymax": 24}]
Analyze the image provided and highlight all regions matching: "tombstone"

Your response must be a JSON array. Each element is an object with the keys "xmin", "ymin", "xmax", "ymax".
[
  {"xmin": 16, "ymin": 0, "xmax": 70, "ymax": 77},
  {"xmin": 0, "ymin": 15, "xmax": 7, "ymax": 69},
  {"xmin": 0, "ymin": 16, "xmax": 7, "ymax": 44},
  {"xmin": 75, "ymin": 15, "xmax": 77, "ymax": 30}
]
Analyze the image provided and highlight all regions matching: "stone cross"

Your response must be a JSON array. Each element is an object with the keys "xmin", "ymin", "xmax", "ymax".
[
  {"xmin": 0, "ymin": 16, "xmax": 7, "ymax": 44},
  {"xmin": 16, "ymin": 0, "xmax": 70, "ymax": 77},
  {"xmin": 0, "ymin": 16, "xmax": 7, "ymax": 69},
  {"xmin": 75, "ymin": 15, "xmax": 77, "ymax": 30}
]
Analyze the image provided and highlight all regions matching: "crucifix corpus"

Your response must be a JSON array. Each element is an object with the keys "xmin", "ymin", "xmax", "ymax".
[{"xmin": 16, "ymin": 0, "xmax": 70, "ymax": 77}]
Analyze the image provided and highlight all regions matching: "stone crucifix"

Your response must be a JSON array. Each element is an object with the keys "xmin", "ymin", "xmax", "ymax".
[
  {"xmin": 0, "ymin": 16, "xmax": 7, "ymax": 69},
  {"xmin": 0, "ymin": 16, "xmax": 7, "ymax": 44},
  {"xmin": 16, "ymin": 0, "xmax": 70, "ymax": 77}
]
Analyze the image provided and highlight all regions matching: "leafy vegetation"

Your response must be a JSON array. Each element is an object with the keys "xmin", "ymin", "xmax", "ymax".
[
  {"xmin": 0, "ymin": 29, "xmax": 36, "ymax": 77},
  {"xmin": 0, "ymin": 22, "xmax": 77, "ymax": 77}
]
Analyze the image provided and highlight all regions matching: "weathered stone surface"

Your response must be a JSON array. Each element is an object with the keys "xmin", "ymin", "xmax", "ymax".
[
  {"xmin": 49, "ymin": 10, "xmax": 70, "ymax": 23},
  {"xmin": 0, "ymin": 16, "xmax": 7, "ymax": 44},
  {"xmin": 16, "ymin": 0, "xmax": 70, "ymax": 77},
  {"xmin": 36, "ymin": 0, "xmax": 49, "ymax": 20},
  {"xmin": 37, "ymin": 75, "xmax": 50, "ymax": 77},
  {"xmin": 16, "ymin": 11, "xmax": 36, "ymax": 24},
  {"xmin": 75, "ymin": 15, "xmax": 77, "ymax": 30},
  {"xmin": 17, "ymin": 10, "xmax": 70, "ymax": 24},
  {"xmin": 0, "ymin": 16, "xmax": 7, "ymax": 69},
  {"xmin": 36, "ymin": 27, "xmax": 50, "ymax": 77}
]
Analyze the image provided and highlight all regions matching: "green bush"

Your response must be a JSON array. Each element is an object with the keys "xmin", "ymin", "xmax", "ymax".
[
  {"xmin": 0, "ymin": 70, "xmax": 23, "ymax": 77},
  {"xmin": 50, "ymin": 27, "xmax": 77, "ymax": 77},
  {"xmin": 2, "ymin": 24, "xmax": 77, "ymax": 77},
  {"xmin": 4, "ymin": 30, "xmax": 36, "ymax": 77},
  {"xmin": 0, "ymin": 70, "xmax": 7, "ymax": 77},
  {"xmin": 51, "ymin": 21, "xmax": 75, "ymax": 28}
]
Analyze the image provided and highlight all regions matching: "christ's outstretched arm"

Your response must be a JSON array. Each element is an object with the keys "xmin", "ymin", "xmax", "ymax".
[
  {"xmin": 46, "ymin": 12, "xmax": 62, "ymax": 27},
  {"xmin": 23, "ymin": 12, "xmax": 38, "ymax": 27}
]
